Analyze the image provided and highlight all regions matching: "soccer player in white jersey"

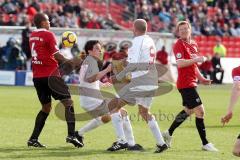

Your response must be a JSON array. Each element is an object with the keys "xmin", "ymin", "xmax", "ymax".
[
  {"xmin": 107, "ymin": 19, "xmax": 168, "ymax": 153},
  {"xmin": 75, "ymin": 40, "xmax": 143, "ymax": 151}
]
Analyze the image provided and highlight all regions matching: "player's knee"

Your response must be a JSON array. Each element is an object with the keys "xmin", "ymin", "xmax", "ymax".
[
  {"xmin": 61, "ymin": 99, "xmax": 73, "ymax": 107},
  {"xmin": 195, "ymin": 110, "xmax": 205, "ymax": 118},
  {"xmin": 42, "ymin": 103, "xmax": 52, "ymax": 113},
  {"xmin": 42, "ymin": 106, "xmax": 51, "ymax": 113},
  {"xmin": 101, "ymin": 115, "xmax": 111, "ymax": 123},
  {"xmin": 194, "ymin": 106, "xmax": 205, "ymax": 118}
]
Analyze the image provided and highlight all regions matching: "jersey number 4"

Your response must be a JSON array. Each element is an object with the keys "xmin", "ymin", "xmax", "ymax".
[{"xmin": 31, "ymin": 42, "xmax": 37, "ymax": 58}]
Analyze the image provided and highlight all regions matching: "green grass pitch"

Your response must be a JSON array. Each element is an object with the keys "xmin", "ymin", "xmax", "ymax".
[{"xmin": 0, "ymin": 85, "xmax": 240, "ymax": 160}]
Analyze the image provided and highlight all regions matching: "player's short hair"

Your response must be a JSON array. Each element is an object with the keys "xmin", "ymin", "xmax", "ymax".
[
  {"xmin": 134, "ymin": 19, "xmax": 147, "ymax": 33},
  {"xmin": 34, "ymin": 13, "xmax": 47, "ymax": 28},
  {"xmin": 84, "ymin": 40, "xmax": 101, "ymax": 55},
  {"xmin": 175, "ymin": 21, "xmax": 191, "ymax": 35}
]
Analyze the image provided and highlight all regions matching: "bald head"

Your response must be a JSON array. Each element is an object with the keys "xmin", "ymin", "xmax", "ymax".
[{"xmin": 133, "ymin": 19, "xmax": 147, "ymax": 34}]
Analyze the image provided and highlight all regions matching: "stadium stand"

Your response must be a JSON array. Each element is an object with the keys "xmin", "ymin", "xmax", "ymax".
[{"xmin": 0, "ymin": 0, "xmax": 239, "ymax": 70}]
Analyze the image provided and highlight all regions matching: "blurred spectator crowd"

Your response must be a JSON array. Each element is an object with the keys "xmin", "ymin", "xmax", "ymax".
[
  {"xmin": 131, "ymin": 0, "xmax": 240, "ymax": 36},
  {"xmin": 0, "ymin": 0, "xmax": 239, "ymax": 36},
  {"xmin": 0, "ymin": 28, "xmax": 133, "ymax": 71},
  {"xmin": 0, "ymin": 0, "xmax": 120, "ymax": 30}
]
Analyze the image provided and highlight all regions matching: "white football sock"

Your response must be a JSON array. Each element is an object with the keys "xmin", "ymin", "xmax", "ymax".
[
  {"xmin": 148, "ymin": 116, "xmax": 165, "ymax": 146},
  {"xmin": 78, "ymin": 117, "xmax": 103, "ymax": 136},
  {"xmin": 111, "ymin": 112, "xmax": 127, "ymax": 143},
  {"xmin": 123, "ymin": 115, "xmax": 135, "ymax": 146}
]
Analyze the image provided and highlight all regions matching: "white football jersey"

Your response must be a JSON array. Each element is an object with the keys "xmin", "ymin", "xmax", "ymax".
[
  {"xmin": 127, "ymin": 35, "xmax": 156, "ymax": 78},
  {"xmin": 79, "ymin": 56, "xmax": 103, "ymax": 111}
]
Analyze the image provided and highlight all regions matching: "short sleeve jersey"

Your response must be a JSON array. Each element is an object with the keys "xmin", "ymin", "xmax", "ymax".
[
  {"xmin": 29, "ymin": 29, "xmax": 60, "ymax": 78},
  {"xmin": 127, "ymin": 35, "xmax": 156, "ymax": 78},
  {"xmin": 79, "ymin": 56, "xmax": 103, "ymax": 109},
  {"xmin": 173, "ymin": 39, "xmax": 199, "ymax": 89}
]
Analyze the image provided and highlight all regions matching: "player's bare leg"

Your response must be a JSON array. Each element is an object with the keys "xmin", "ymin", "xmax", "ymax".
[
  {"xmin": 194, "ymin": 105, "xmax": 218, "ymax": 151},
  {"xmin": 138, "ymin": 105, "xmax": 167, "ymax": 153}
]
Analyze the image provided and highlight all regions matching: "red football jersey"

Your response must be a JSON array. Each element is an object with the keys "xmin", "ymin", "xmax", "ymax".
[
  {"xmin": 29, "ymin": 29, "xmax": 60, "ymax": 78},
  {"xmin": 232, "ymin": 66, "xmax": 240, "ymax": 79},
  {"xmin": 173, "ymin": 39, "xmax": 199, "ymax": 89}
]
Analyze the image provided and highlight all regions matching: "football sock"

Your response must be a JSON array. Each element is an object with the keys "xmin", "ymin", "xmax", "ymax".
[
  {"xmin": 148, "ymin": 116, "xmax": 165, "ymax": 146},
  {"xmin": 168, "ymin": 110, "xmax": 189, "ymax": 136},
  {"xmin": 122, "ymin": 115, "xmax": 135, "ymax": 146},
  {"xmin": 195, "ymin": 117, "xmax": 209, "ymax": 145},
  {"xmin": 65, "ymin": 106, "xmax": 75, "ymax": 137},
  {"xmin": 30, "ymin": 110, "xmax": 49, "ymax": 140},
  {"xmin": 78, "ymin": 117, "xmax": 103, "ymax": 136},
  {"xmin": 111, "ymin": 112, "xmax": 127, "ymax": 143}
]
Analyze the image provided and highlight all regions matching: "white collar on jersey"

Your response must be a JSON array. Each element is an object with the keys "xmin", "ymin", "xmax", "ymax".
[{"xmin": 33, "ymin": 28, "xmax": 47, "ymax": 32}]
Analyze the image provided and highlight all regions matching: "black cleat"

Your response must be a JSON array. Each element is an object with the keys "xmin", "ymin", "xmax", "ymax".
[
  {"xmin": 27, "ymin": 139, "xmax": 46, "ymax": 148},
  {"xmin": 107, "ymin": 141, "xmax": 128, "ymax": 151},
  {"xmin": 66, "ymin": 136, "xmax": 83, "ymax": 148},
  {"xmin": 154, "ymin": 144, "xmax": 168, "ymax": 153},
  {"xmin": 127, "ymin": 144, "xmax": 144, "ymax": 151},
  {"xmin": 75, "ymin": 131, "xmax": 84, "ymax": 146}
]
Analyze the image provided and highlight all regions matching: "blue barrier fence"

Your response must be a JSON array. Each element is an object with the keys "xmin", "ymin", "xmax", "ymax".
[{"xmin": 0, "ymin": 70, "xmax": 79, "ymax": 86}]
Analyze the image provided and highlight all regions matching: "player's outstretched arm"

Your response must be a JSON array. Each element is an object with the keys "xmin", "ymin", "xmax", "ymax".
[
  {"xmin": 54, "ymin": 52, "xmax": 69, "ymax": 64},
  {"xmin": 85, "ymin": 64, "xmax": 112, "ymax": 83},
  {"xmin": 221, "ymin": 81, "xmax": 240, "ymax": 125},
  {"xmin": 176, "ymin": 56, "xmax": 206, "ymax": 68},
  {"xmin": 115, "ymin": 62, "xmax": 150, "ymax": 81},
  {"xmin": 196, "ymin": 67, "xmax": 212, "ymax": 85}
]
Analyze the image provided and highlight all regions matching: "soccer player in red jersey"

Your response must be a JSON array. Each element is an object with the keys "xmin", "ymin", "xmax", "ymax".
[
  {"xmin": 162, "ymin": 21, "xmax": 218, "ymax": 151},
  {"xmin": 27, "ymin": 13, "xmax": 83, "ymax": 148},
  {"xmin": 222, "ymin": 66, "xmax": 240, "ymax": 156}
]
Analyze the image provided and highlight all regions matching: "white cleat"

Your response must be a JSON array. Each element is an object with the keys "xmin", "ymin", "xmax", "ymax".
[
  {"xmin": 162, "ymin": 130, "xmax": 172, "ymax": 148},
  {"xmin": 202, "ymin": 143, "xmax": 218, "ymax": 152}
]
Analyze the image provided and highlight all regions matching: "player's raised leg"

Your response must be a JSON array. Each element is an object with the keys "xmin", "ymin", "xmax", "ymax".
[
  {"xmin": 163, "ymin": 107, "xmax": 191, "ymax": 148},
  {"xmin": 75, "ymin": 115, "xmax": 111, "ymax": 146}
]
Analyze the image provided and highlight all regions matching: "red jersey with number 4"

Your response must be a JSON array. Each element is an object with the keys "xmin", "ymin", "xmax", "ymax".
[
  {"xmin": 173, "ymin": 39, "xmax": 199, "ymax": 89},
  {"xmin": 29, "ymin": 29, "xmax": 60, "ymax": 78}
]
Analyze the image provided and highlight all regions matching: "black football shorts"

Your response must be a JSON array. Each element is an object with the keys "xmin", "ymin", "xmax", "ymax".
[
  {"xmin": 178, "ymin": 87, "xmax": 202, "ymax": 109},
  {"xmin": 33, "ymin": 76, "xmax": 71, "ymax": 105}
]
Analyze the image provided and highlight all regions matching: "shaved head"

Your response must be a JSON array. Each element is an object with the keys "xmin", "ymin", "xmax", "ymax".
[{"xmin": 133, "ymin": 19, "xmax": 147, "ymax": 34}]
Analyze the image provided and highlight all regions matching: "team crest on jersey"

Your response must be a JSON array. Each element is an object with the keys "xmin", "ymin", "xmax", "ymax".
[{"xmin": 176, "ymin": 53, "xmax": 182, "ymax": 59}]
